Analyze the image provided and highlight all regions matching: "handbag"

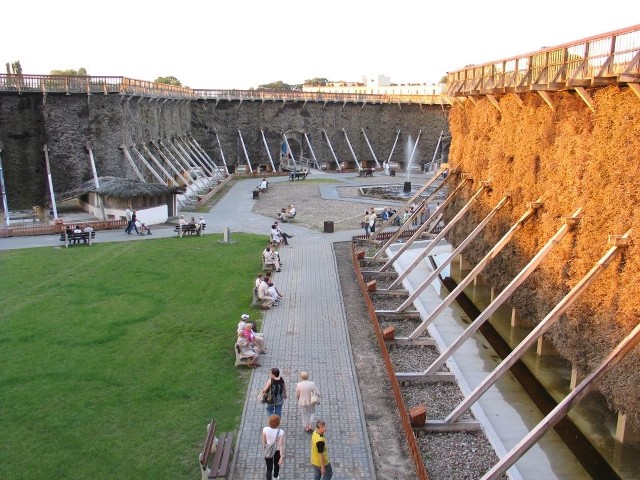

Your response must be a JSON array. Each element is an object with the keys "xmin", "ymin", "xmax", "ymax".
[
  {"xmin": 310, "ymin": 390, "xmax": 320, "ymax": 406},
  {"xmin": 264, "ymin": 429, "xmax": 280, "ymax": 459},
  {"xmin": 261, "ymin": 390, "xmax": 274, "ymax": 404}
]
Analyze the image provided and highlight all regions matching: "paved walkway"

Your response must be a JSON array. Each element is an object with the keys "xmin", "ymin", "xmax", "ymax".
[{"xmin": 211, "ymin": 175, "xmax": 375, "ymax": 480}]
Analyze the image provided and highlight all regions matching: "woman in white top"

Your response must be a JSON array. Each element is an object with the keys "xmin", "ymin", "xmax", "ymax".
[
  {"xmin": 295, "ymin": 371, "xmax": 319, "ymax": 432},
  {"xmin": 262, "ymin": 414, "xmax": 285, "ymax": 480}
]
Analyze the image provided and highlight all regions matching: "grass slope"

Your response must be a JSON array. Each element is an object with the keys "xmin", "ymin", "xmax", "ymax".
[{"xmin": 0, "ymin": 233, "xmax": 266, "ymax": 479}]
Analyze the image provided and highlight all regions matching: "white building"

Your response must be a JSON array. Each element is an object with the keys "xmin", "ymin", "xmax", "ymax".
[{"xmin": 302, "ymin": 74, "xmax": 443, "ymax": 96}]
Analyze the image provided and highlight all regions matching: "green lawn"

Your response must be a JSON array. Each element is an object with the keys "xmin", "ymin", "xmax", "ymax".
[{"xmin": 0, "ymin": 233, "xmax": 266, "ymax": 479}]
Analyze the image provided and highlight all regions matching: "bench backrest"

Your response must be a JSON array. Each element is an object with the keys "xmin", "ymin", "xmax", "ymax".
[
  {"xmin": 200, "ymin": 420, "xmax": 217, "ymax": 471},
  {"xmin": 60, "ymin": 231, "xmax": 95, "ymax": 239}
]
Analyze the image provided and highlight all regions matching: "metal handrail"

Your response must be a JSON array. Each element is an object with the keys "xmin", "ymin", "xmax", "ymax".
[{"xmin": 446, "ymin": 24, "xmax": 640, "ymax": 96}]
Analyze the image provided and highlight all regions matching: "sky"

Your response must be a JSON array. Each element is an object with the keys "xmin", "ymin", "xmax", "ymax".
[{"xmin": 2, "ymin": 1, "xmax": 638, "ymax": 90}]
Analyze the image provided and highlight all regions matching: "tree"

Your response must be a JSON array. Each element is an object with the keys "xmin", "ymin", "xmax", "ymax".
[
  {"xmin": 155, "ymin": 76, "xmax": 182, "ymax": 86},
  {"xmin": 50, "ymin": 68, "xmax": 88, "ymax": 76},
  {"xmin": 6, "ymin": 61, "xmax": 23, "ymax": 75},
  {"xmin": 304, "ymin": 77, "xmax": 329, "ymax": 87},
  {"xmin": 257, "ymin": 81, "xmax": 295, "ymax": 91}
]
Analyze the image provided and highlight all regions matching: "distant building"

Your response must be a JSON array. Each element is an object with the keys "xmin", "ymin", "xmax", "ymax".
[{"xmin": 302, "ymin": 74, "xmax": 443, "ymax": 96}]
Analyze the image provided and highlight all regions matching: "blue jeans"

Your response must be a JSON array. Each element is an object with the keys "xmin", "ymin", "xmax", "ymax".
[
  {"xmin": 313, "ymin": 463, "xmax": 333, "ymax": 480},
  {"xmin": 266, "ymin": 403, "xmax": 283, "ymax": 417}
]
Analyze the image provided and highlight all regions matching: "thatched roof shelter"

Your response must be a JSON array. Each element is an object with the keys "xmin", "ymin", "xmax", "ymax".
[{"xmin": 61, "ymin": 177, "xmax": 184, "ymax": 201}]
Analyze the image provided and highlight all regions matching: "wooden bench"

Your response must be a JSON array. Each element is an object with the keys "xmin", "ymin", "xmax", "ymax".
[
  {"xmin": 262, "ymin": 257, "xmax": 277, "ymax": 271},
  {"xmin": 234, "ymin": 343, "xmax": 256, "ymax": 367},
  {"xmin": 59, "ymin": 231, "xmax": 96, "ymax": 247},
  {"xmin": 277, "ymin": 211, "xmax": 297, "ymax": 223},
  {"xmin": 174, "ymin": 224, "xmax": 206, "ymax": 237},
  {"xmin": 251, "ymin": 287, "xmax": 272, "ymax": 310},
  {"xmin": 199, "ymin": 419, "xmax": 234, "ymax": 479}
]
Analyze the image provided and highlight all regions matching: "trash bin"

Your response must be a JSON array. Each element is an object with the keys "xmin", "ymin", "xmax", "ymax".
[
  {"xmin": 390, "ymin": 169, "xmax": 396, "ymax": 177},
  {"xmin": 404, "ymin": 181, "xmax": 412, "ymax": 193},
  {"xmin": 252, "ymin": 189, "xmax": 259, "ymax": 199},
  {"xmin": 323, "ymin": 221, "xmax": 334, "ymax": 233}
]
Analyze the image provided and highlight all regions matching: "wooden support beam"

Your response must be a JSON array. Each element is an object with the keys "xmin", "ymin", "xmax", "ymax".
[
  {"xmin": 418, "ymin": 419, "xmax": 482, "ymax": 432},
  {"xmin": 375, "ymin": 310, "xmax": 421, "ymax": 319},
  {"xmin": 574, "ymin": 86, "xmax": 595, "ymax": 112},
  {"xmin": 370, "ymin": 289, "xmax": 409, "ymax": 296},
  {"xmin": 628, "ymin": 83, "xmax": 640, "ymax": 102},
  {"xmin": 387, "ymin": 337, "xmax": 436, "ymax": 347},
  {"xmin": 406, "ymin": 200, "xmax": 542, "ymax": 341},
  {"xmin": 510, "ymin": 93, "xmax": 524, "ymax": 108},
  {"xmin": 397, "ymin": 372, "xmax": 456, "ymax": 382},
  {"xmin": 361, "ymin": 270, "xmax": 398, "ymax": 278},
  {"xmin": 486, "ymin": 94, "xmax": 502, "ymax": 113},
  {"xmin": 537, "ymin": 90, "xmax": 555, "ymax": 111}
]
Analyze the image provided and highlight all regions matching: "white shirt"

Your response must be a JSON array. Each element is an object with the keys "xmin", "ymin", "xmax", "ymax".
[{"xmin": 262, "ymin": 426, "xmax": 283, "ymax": 445}]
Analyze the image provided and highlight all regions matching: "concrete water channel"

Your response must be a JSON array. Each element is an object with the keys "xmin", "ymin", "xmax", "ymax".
[{"xmin": 444, "ymin": 253, "xmax": 640, "ymax": 479}]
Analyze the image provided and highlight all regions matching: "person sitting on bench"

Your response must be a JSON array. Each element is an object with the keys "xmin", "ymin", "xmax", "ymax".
[
  {"xmin": 262, "ymin": 246, "xmax": 281, "ymax": 272},
  {"xmin": 236, "ymin": 332, "xmax": 260, "ymax": 368},
  {"xmin": 82, "ymin": 225, "xmax": 94, "ymax": 243},
  {"xmin": 197, "ymin": 216, "xmax": 206, "ymax": 234},
  {"xmin": 270, "ymin": 224, "xmax": 283, "ymax": 248},
  {"xmin": 72, "ymin": 225, "xmax": 83, "ymax": 244},
  {"xmin": 273, "ymin": 221, "xmax": 293, "ymax": 245},
  {"xmin": 278, "ymin": 205, "xmax": 296, "ymax": 221},
  {"xmin": 267, "ymin": 278, "xmax": 284, "ymax": 305},
  {"xmin": 257, "ymin": 276, "xmax": 275, "ymax": 309},
  {"xmin": 242, "ymin": 322, "xmax": 267, "ymax": 354}
]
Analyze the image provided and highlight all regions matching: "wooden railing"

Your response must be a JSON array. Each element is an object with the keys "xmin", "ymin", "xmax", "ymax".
[
  {"xmin": 0, "ymin": 219, "xmax": 127, "ymax": 238},
  {"xmin": 0, "ymin": 74, "xmax": 449, "ymax": 105},
  {"xmin": 446, "ymin": 24, "xmax": 640, "ymax": 96}
]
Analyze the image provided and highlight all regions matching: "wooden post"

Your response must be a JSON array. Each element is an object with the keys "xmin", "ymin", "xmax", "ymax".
[
  {"xmin": 536, "ymin": 336, "xmax": 558, "ymax": 356},
  {"xmin": 409, "ymin": 404, "xmax": 427, "ymax": 426},
  {"xmin": 570, "ymin": 365, "xmax": 582, "ymax": 390},
  {"xmin": 616, "ymin": 413, "xmax": 640, "ymax": 443},
  {"xmin": 510, "ymin": 306, "xmax": 520, "ymax": 327},
  {"xmin": 382, "ymin": 326, "xmax": 396, "ymax": 341}
]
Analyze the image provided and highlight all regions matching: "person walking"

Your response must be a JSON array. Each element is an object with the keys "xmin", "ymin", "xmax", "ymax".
[
  {"xmin": 259, "ymin": 367, "xmax": 287, "ymax": 417},
  {"xmin": 362, "ymin": 211, "xmax": 370, "ymax": 238},
  {"xmin": 127, "ymin": 210, "xmax": 140, "ymax": 235},
  {"xmin": 262, "ymin": 414, "xmax": 285, "ymax": 480},
  {"xmin": 368, "ymin": 209, "xmax": 377, "ymax": 234},
  {"xmin": 310, "ymin": 419, "xmax": 333, "ymax": 480},
  {"xmin": 124, "ymin": 205, "xmax": 133, "ymax": 234},
  {"xmin": 295, "ymin": 371, "xmax": 319, "ymax": 432}
]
